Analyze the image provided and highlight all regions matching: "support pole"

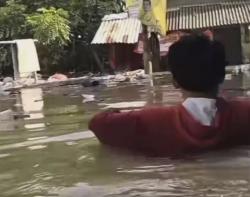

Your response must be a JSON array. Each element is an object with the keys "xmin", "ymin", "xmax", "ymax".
[
  {"xmin": 150, "ymin": 32, "xmax": 160, "ymax": 72},
  {"xmin": 142, "ymin": 25, "xmax": 151, "ymax": 75},
  {"xmin": 34, "ymin": 71, "xmax": 38, "ymax": 84},
  {"xmin": 142, "ymin": 25, "xmax": 154, "ymax": 86},
  {"xmin": 11, "ymin": 44, "xmax": 19, "ymax": 81}
]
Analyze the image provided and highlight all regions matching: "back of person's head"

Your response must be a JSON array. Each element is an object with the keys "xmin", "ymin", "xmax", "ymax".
[{"xmin": 168, "ymin": 34, "xmax": 227, "ymax": 92}]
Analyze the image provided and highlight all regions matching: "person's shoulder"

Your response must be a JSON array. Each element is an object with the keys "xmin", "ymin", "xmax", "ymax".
[
  {"xmin": 141, "ymin": 105, "xmax": 181, "ymax": 112},
  {"xmin": 137, "ymin": 105, "xmax": 182, "ymax": 120},
  {"xmin": 226, "ymin": 97, "xmax": 250, "ymax": 107},
  {"xmin": 221, "ymin": 97, "xmax": 250, "ymax": 115}
]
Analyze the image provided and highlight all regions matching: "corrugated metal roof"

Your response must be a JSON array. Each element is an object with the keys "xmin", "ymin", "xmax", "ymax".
[
  {"xmin": 102, "ymin": 13, "xmax": 128, "ymax": 21},
  {"xmin": 168, "ymin": 1, "xmax": 250, "ymax": 31},
  {"xmin": 91, "ymin": 17, "xmax": 142, "ymax": 44},
  {"xmin": 168, "ymin": 0, "xmax": 250, "ymax": 8}
]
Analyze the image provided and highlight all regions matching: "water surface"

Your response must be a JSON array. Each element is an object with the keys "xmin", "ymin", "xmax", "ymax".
[{"xmin": 0, "ymin": 73, "xmax": 250, "ymax": 197}]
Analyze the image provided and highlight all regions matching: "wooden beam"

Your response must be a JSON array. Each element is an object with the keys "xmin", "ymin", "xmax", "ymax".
[
  {"xmin": 0, "ymin": 41, "xmax": 16, "ymax": 44},
  {"xmin": 0, "ymin": 40, "xmax": 38, "ymax": 45}
]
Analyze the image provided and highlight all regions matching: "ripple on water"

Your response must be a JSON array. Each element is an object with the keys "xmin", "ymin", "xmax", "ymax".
[
  {"xmin": 117, "ymin": 164, "xmax": 175, "ymax": 174},
  {"xmin": 28, "ymin": 145, "xmax": 47, "ymax": 151},
  {"xmin": 104, "ymin": 179, "xmax": 196, "ymax": 197},
  {"xmin": 0, "ymin": 153, "xmax": 10, "ymax": 159},
  {"xmin": 0, "ymin": 131, "xmax": 94, "ymax": 151},
  {"xmin": 1, "ymin": 74, "xmax": 250, "ymax": 197}
]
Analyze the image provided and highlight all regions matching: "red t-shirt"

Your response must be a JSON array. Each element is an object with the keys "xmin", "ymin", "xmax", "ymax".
[{"xmin": 89, "ymin": 98, "xmax": 250, "ymax": 157}]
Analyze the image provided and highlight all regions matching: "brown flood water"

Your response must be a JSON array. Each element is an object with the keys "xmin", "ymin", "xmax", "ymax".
[{"xmin": 0, "ymin": 72, "xmax": 250, "ymax": 197}]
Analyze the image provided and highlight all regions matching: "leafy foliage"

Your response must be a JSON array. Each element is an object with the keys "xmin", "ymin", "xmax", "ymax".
[
  {"xmin": 0, "ymin": 0, "xmax": 125, "ymax": 75},
  {"xmin": 0, "ymin": 0, "xmax": 27, "ymax": 40},
  {"xmin": 70, "ymin": 0, "xmax": 119, "ymax": 43},
  {"xmin": 27, "ymin": 7, "xmax": 70, "ymax": 46}
]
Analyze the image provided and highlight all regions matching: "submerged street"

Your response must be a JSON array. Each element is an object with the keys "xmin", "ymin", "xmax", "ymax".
[{"xmin": 0, "ymin": 73, "xmax": 250, "ymax": 196}]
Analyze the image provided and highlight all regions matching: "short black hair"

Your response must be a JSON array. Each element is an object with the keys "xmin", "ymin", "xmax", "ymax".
[{"xmin": 168, "ymin": 34, "xmax": 227, "ymax": 92}]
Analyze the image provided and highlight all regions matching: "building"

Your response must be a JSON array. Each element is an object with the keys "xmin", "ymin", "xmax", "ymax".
[
  {"xmin": 92, "ymin": 0, "xmax": 250, "ymax": 71},
  {"xmin": 91, "ymin": 13, "xmax": 143, "ymax": 71},
  {"xmin": 167, "ymin": 0, "xmax": 250, "ymax": 65}
]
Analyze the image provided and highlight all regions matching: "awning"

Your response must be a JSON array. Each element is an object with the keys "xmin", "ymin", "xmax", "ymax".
[
  {"xmin": 168, "ymin": 1, "xmax": 250, "ymax": 31},
  {"xmin": 91, "ymin": 14, "xmax": 142, "ymax": 44}
]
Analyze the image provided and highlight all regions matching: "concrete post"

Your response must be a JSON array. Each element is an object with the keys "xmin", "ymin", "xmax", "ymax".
[{"xmin": 11, "ymin": 44, "xmax": 19, "ymax": 80}]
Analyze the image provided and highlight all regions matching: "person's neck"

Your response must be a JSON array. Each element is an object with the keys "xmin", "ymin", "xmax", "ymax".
[{"xmin": 182, "ymin": 89, "xmax": 218, "ymax": 100}]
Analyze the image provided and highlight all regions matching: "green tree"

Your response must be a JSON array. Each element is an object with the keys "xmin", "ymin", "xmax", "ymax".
[
  {"xmin": 0, "ymin": 0, "xmax": 27, "ymax": 40},
  {"xmin": 0, "ymin": 0, "xmax": 124, "ymax": 76},
  {"xmin": 27, "ymin": 7, "xmax": 70, "ymax": 46},
  {"xmin": 0, "ymin": 0, "xmax": 27, "ymax": 76},
  {"xmin": 65, "ymin": 0, "xmax": 122, "ymax": 73}
]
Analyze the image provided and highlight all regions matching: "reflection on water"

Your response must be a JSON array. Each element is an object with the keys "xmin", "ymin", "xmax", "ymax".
[
  {"xmin": 21, "ymin": 88, "xmax": 46, "ymax": 130},
  {"xmin": 0, "ymin": 110, "xmax": 14, "ymax": 132},
  {"xmin": 0, "ymin": 72, "xmax": 250, "ymax": 196},
  {"xmin": 21, "ymin": 88, "xmax": 44, "ymax": 112}
]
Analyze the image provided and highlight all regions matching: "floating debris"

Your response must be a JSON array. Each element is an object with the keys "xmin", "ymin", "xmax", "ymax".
[
  {"xmin": 81, "ymin": 80, "xmax": 100, "ymax": 87},
  {"xmin": 100, "ymin": 101, "xmax": 147, "ymax": 110},
  {"xmin": 82, "ymin": 94, "xmax": 96, "ymax": 103}
]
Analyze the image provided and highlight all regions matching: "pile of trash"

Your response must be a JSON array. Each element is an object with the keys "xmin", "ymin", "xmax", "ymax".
[
  {"xmin": 81, "ymin": 70, "xmax": 148, "ymax": 103},
  {"xmin": 48, "ymin": 73, "xmax": 69, "ymax": 82},
  {"xmin": 47, "ymin": 70, "xmax": 147, "ymax": 87},
  {"xmin": 0, "ymin": 76, "xmax": 47, "ymax": 95},
  {"xmin": 112, "ymin": 69, "xmax": 147, "ymax": 82},
  {"xmin": 0, "ymin": 69, "xmax": 148, "ymax": 96},
  {"xmin": 0, "ymin": 77, "xmax": 15, "ymax": 96},
  {"xmin": 89, "ymin": 69, "xmax": 148, "ymax": 87}
]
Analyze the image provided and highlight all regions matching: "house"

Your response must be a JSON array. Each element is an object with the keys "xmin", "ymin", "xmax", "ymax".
[
  {"xmin": 92, "ymin": 0, "xmax": 250, "ymax": 71},
  {"xmin": 91, "ymin": 13, "xmax": 143, "ymax": 71},
  {"xmin": 167, "ymin": 0, "xmax": 250, "ymax": 65}
]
